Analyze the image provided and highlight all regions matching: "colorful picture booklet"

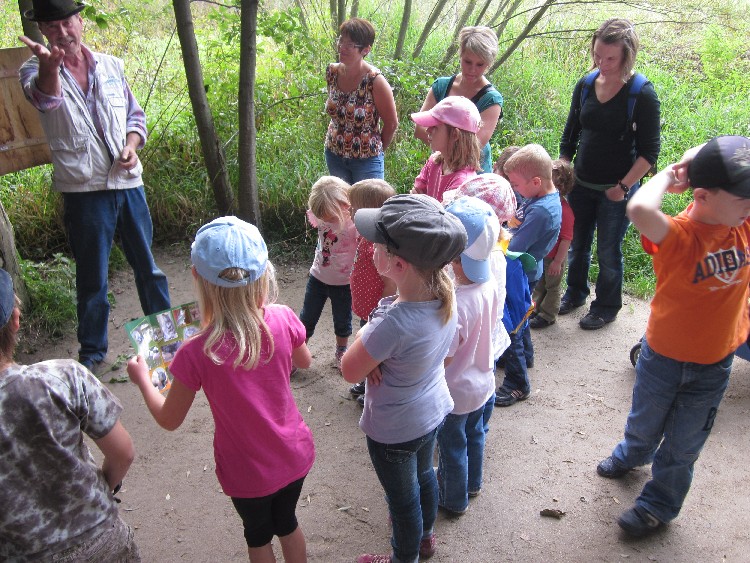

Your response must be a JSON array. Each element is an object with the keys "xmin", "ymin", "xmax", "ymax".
[{"xmin": 124, "ymin": 302, "xmax": 202, "ymax": 394}]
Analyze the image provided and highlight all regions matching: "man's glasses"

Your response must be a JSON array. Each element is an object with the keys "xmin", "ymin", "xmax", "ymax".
[{"xmin": 336, "ymin": 37, "xmax": 363, "ymax": 51}]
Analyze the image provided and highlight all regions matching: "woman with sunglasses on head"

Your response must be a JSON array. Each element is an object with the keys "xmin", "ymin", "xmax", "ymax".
[{"xmin": 325, "ymin": 18, "xmax": 398, "ymax": 183}]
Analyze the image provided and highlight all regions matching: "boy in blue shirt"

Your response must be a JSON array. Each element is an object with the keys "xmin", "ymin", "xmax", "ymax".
[{"xmin": 495, "ymin": 144, "xmax": 562, "ymax": 407}]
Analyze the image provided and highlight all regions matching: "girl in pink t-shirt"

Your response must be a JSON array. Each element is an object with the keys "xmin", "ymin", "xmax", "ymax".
[
  {"xmin": 128, "ymin": 216, "xmax": 313, "ymax": 563},
  {"xmin": 411, "ymin": 95, "xmax": 482, "ymax": 202}
]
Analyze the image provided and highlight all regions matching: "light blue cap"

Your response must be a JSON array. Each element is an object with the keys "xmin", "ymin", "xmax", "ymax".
[
  {"xmin": 191, "ymin": 216, "xmax": 268, "ymax": 287},
  {"xmin": 445, "ymin": 196, "xmax": 500, "ymax": 283}
]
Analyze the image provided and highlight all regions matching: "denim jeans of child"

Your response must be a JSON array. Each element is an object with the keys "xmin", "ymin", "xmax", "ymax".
[
  {"xmin": 564, "ymin": 183, "xmax": 638, "ymax": 321},
  {"xmin": 610, "ymin": 338, "xmax": 732, "ymax": 522},
  {"xmin": 63, "ymin": 188, "xmax": 171, "ymax": 365},
  {"xmin": 325, "ymin": 149, "xmax": 384, "ymax": 184},
  {"xmin": 366, "ymin": 425, "xmax": 442, "ymax": 563},
  {"xmin": 437, "ymin": 394, "xmax": 495, "ymax": 512},
  {"xmin": 299, "ymin": 275, "xmax": 352, "ymax": 340},
  {"xmin": 500, "ymin": 279, "xmax": 536, "ymax": 393}
]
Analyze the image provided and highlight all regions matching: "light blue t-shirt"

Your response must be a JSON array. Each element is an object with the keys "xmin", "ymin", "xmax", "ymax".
[
  {"xmin": 509, "ymin": 192, "xmax": 562, "ymax": 283},
  {"xmin": 359, "ymin": 295, "xmax": 455, "ymax": 444}
]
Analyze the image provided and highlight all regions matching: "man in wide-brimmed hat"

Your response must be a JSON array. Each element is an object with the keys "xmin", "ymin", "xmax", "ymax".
[{"xmin": 18, "ymin": 0, "xmax": 171, "ymax": 375}]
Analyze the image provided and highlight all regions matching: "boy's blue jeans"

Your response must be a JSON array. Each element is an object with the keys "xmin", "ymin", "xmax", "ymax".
[
  {"xmin": 437, "ymin": 394, "xmax": 495, "ymax": 513},
  {"xmin": 609, "ymin": 338, "xmax": 732, "ymax": 523},
  {"xmin": 366, "ymin": 425, "xmax": 441, "ymax": 563},
  {"xmin": 324, "ymin": 148, "xmax": 384, "ymax": 184},
  {"xmin": 299, "ymin": 275, "xmax": 352, "ymax": 340},
  {"xmin": 500, "ymin": 279, "xmax": 536, "ymax": 393},
  {"xmin": 63, "ymin": 188, "xmax": 171, "ymax": 365}
]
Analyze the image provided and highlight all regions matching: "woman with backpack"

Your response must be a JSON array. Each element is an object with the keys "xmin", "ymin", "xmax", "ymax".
[{"xmin": 558, "ymin": 18, "xmax": 661, "ymax": 329}]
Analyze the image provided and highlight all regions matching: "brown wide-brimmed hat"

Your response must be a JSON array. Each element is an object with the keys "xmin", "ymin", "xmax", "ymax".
[{"xmin": 24, "ymin": 0, "xmax": 85, "ymax": 22}]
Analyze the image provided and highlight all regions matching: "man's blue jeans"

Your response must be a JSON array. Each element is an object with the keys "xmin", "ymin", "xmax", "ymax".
[
  {"xmin": 299, "ymin": 275, "xmax": 352, "ymax": 340},
  {"xmin": 564, "ymin": 183, "xmax": 637, "ymax": 320},
  {"xmin": 325, "ymin": 148, "xmax": 384, "ymax": 184},
  {"xmin": 63, "ymin": 188, "xmax": 171, "ymax": 364},
  {"xmin": 366, "ymin": 425, "xmax": 441, "ymax": 563},
  {"xmin": 500, "ymin": 279, "xmax": 536, "ymax": 393},
  {"xmin": 609, "ymin": 339, "xmax": 732, "ymax": 522},
  {"xmin": 437, "ymin": 394, "xmax": 495, "ymax": 513}
]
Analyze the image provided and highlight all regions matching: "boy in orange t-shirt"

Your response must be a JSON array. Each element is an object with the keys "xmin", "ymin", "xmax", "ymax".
[{"xmin": 596, "ymin": 136, "xmax": 750, "ymax": 537}]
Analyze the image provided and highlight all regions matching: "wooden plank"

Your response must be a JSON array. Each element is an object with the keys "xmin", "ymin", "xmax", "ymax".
[{"xmin": 0, "ymin": 46, "xmax": 51, "ymax": 176}]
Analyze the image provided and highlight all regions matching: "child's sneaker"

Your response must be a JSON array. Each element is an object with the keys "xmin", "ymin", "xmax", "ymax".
[
  {"xmin": 357, "ymin": 555, "xmax": 391, "ymax": 563},
  {"xmin": 335, "ymin": 345, "xmax": 347, "ymax": 372},
  {"xmin": 419, "ymin": 533, "xmax": 436, "ymax": 559},
  {"xmin": 350, "ymin": 381, "xmax": 366, "ymax": 395}
]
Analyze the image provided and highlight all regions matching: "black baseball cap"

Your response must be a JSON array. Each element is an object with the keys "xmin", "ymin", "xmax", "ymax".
[{"xmin": 688, "ymin": 135, "xmax": 750, "ymax": 198}]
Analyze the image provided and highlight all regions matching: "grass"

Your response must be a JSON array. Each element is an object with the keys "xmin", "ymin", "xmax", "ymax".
[{"xmin": 1, "ymin": 0, "xmax": 750, "ymax": 325}]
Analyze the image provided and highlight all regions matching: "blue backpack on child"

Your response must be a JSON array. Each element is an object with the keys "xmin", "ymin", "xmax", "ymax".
[{"xmin": 503, "ymin": 251, "xmax": 536, "ymax": 336}]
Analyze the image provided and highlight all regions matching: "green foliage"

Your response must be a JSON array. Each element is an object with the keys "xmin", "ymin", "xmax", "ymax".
[
  {"xmin": 3, "ymin": 0, "xmax": 750, "ymax": 320},
  {"xmin": 19, "ymin": 253, "xmax": 77, "ymax": 338}
]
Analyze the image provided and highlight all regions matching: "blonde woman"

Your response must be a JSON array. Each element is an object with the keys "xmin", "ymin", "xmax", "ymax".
[{"xmin": 415, "ymin": 26, "xmax": 503, "ymax": 173}]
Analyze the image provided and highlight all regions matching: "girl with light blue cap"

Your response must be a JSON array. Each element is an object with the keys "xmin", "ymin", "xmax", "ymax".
[{"xmin": 128, "ymin": 216, "xmax": 314, "ymax": 562}]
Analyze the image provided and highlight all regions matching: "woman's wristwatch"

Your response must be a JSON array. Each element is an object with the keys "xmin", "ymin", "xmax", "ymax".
[{"xmin": 617, "ymin": 180, "xmax": 630, "ymax": 194}]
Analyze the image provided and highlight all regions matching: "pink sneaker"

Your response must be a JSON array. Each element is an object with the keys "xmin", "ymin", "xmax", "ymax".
[
  {"xmin": 420, "ymin": 533, "xmax": 437, "ymax": 559},
  {"xmin": 357, "ymin": 555, "xmax": 391, "ymax": 563}
]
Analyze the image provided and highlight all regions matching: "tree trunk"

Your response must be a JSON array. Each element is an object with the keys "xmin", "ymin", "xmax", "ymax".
[
  {"xmin": 329, "ymin": 0, "xmax": 337, "ymax": 32},
  {"xmin": 393, "ymin": 0, "xmax": 412, "ymax": 60},
  {"xmin": 440, "ymin": 0, "xmax": 477, "ymax": 67},
  {"xmin": 349, "ymin": 0, "xmax": 358, "ymax": 19},
  {"xmin": 17, "ymin": 0, "xmax": 44, "ymax": 43},
  {"xmin": 337, "ymin": 0, "xmax": 346, "ymax": 27},
  {"xmin": 493, "ymin": 0, "xmax": 521, "ymax": 39},
  {"xmin": 0, "ymin": 204, "xmax": 29, "ymax": 310},
  {"xmin": 172, "ymin": 0, "xmax": 234, "ymax": 214},
  {"xmin": 293, "ymin": 0, "xmax": 308, "ymax": 32},
  {"xmin": 491, "ymin": 0, "xmax": 556, "ymax": 72},
  {"xmin": 488, "ymin": 0, "xmax": 507, "ymax": 27},
  {"xmin": 474, "ymin": 0, "xmax": 493, "ymax": 24},
  {"xmin": 411, "ymin": 0, "xmax": 449, "ymax": 60},
  {"xmin": 237, "ymin": 0, "xmax": 261, "ymax": 228}
]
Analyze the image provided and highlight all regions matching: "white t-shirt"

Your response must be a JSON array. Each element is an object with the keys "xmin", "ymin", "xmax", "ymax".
[
  {"xmin": 307, "ymin": 211, "xmax": 358, "ymax": 286},
  {"xmin": 446, "ymin": 278, "xmax": 501, "ymax": 414}
]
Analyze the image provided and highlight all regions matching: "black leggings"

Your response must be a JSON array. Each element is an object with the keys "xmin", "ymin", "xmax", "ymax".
[{"xmin": 231, "ymin": 476, "xmax": 306, "ymax": 547}]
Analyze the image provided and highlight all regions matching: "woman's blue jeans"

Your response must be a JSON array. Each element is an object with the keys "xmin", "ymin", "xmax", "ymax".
[
  {"xmin": 610, "ymin": 338, "xmax": 732, "ymax": 522},
  {"xmin": 437, "ymin": 394, "xmax": 495, "ymax": 512},
  {"xmin": 564, "ymin": 183, "xmax": 637, "ymax": 320},
  {"xmin": 324, "ymin": 148, "xmax": 384, "ymax": 183},
  {"xmin": 63, "ymin": 188, "xmax": 171, "ymax": 364},
  {"xmin": 366, "ymin": 425, "xmax": 442, "ymax": 563}
]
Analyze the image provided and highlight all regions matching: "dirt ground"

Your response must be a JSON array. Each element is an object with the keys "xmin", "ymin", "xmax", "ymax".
[{"xmin": 17, "ymin": 243, "xmax": 750, "ymax": 562}]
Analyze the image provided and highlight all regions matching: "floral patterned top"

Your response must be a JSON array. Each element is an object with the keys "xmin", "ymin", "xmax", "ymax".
[{"xmin": 325, "ymin": 63, "xmax": 383, "ymax": 159}]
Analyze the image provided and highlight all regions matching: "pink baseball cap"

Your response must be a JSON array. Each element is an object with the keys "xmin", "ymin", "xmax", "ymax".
[
  {"xmin": 442, "ymin": 173, "xmax": 517, "ymax": 224},
  {"xmin": 411, "ymin": 96, "xmax": 480, "ymax": 133}
]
